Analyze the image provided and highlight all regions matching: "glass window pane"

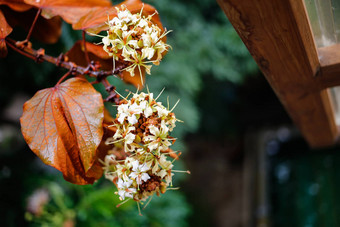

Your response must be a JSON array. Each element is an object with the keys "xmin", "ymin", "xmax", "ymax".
[
  {"xmin": 328, "ymin": 87, "xmax": 340, "ymax": 125},
  {"xmin": 304, "ymin": 0, "xmax": 339, "ymax": 47}
]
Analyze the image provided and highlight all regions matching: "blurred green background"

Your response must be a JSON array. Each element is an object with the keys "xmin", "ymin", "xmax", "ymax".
[{"xmin": 1, "ymin": 0, "xmax": 340, "ymax": 226}]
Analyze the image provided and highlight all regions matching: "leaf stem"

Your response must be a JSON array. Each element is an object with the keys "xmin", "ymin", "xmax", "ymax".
[
  {"xmin": 82, "ymin": 31, "xmax": 91, "ymax": 65},
  {"xmin": 56, "ymin": 71, "xmax": 72, "ymax": 86},
  {"xmin": 5, "ymin": 40, "xmax": 36, "ymax": 61},
  {"xmin": 25, "ymin": 8, "xmax": 41, "ymax": 43},
  {"xmin": 102, "ymin": 78, "xmax": 120, "ymax": 104}
]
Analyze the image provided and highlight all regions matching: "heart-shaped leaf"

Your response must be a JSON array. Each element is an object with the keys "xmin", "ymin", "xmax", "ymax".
[
  {"xmin": 73, "ymin": 0, "xmax": 163, "ymax": 34},
  {"xmin": 0, "ymin": 0, "xmax": 32, "ymax": 12},
  {"xmin": 0, "ymin": 8, "xmax": 12, "ymax": 58},
  {"xmin": 88, "ymin": 108, "xmax": 116, "ymax": 179},
  {"xmin": 20, "ymin": 78, "xmax": 104, "ymax": 184},
  {"xmin": 24, "ymin": 0, "xmax": 112, "ymax": 24},
  {"xmin": 2, "ymin": 7, "xmax": 62, "ymax": 44}
]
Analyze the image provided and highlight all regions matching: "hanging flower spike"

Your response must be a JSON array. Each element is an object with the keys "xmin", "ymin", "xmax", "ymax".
[
  {"xmin": 103, "ymin": 90, "xmax": 188, "ymax": 205},
  {"xmin": 110, "ymin": 91, "xmax": 178, "ymax": 156},
  {"xmin": 102, "ymin": 5, "xmax": 171, "ymax": 85}
]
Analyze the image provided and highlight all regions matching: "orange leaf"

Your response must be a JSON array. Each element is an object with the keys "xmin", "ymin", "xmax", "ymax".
[
  {"xmin": 73, "ymin": 0, "xmax": 164, "ymax": 34},
  {"xmin": 103, "ymin": 107, "xmax": 114, "ymax": 124},
  {"xmin": 2, "ymin": 7, "xmax": 62, "ymax": 44},
  {"xmin": 120, "ymin": 67, "xmax": 145, "ymax": 90},
  {"xmin": 0, "ymin": 0, "xmax": 32, "ymax": 12},
  {"xmin": 0, "ymin": 8, "xmax": 12, "ymax": 58},
  {"xmin": 65, "ymin": 41, "xmax": 145, "ymax": 88},
  {"xmin": 87, "ymin": 108, "xmax": 116, "ymax": 179},
  {"xmin": 24, "ymin": 0, "xmax": 112, "ymax": 24},
  {"xmin": 65, "ymin": 41, "xmax": 111, "ymax": 69},
  {"xmin": 20, "ymin": 78, "xmax": 104, "ymax": 184}
]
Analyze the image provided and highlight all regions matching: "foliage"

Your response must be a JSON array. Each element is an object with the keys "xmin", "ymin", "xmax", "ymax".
[{"xmin": 25, "ymin": 179, "xmax": 191, "ymax": 227}]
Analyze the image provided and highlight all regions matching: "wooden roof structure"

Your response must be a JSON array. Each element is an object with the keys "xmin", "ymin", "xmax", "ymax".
[{"xmin": 218, "ymin": 0, "xmax": 340, "ymax": 148}]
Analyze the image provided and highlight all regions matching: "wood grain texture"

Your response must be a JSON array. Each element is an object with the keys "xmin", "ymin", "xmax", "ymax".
[
  {"xmin": 217, "ymin": 0, "xmax": 339, "ymax": 147},
  {"xmin": 317, "ymin": 44, "xmax": 340, "ymax": 89}
]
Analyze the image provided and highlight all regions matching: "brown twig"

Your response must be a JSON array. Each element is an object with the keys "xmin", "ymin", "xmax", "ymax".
[
  {"xmin": 102, "ymin": 78, "xmax": 121, "ymax": 104},
  {"xmin": 5, "ymin": 37, "xmax": 129, "ymax": 103},
  {"xmin": 5, "ymin": 40, "xmax": 36, "ymax": 61},
  {"xmin": 5, "ymin": 37, "xmax": 120, "ymax": 78}
]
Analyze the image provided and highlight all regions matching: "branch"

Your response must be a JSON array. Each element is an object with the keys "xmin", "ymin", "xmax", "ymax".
[
  {"xmin": 5, "ymin": 37, "xmax": 123, "ymax": 79},
  {"xmin": 102, "ymin": 78, "xmax": 121, "ymax": 104}
]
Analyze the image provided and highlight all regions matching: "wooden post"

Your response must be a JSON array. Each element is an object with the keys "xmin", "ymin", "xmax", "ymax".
[
  {"xmin": 217, "ymin": 0, "xmax": 339, "ymax": 147},
  {"xmin": 317, "ymin": 44, "xmax": 340, "ymax": 89}
]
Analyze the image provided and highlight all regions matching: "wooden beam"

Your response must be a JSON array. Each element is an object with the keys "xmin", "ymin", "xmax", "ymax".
[
  {"xmin": 217, "ymin": 0, "xmax": 339, "ymax": 147},
  {"xmin": 317, "ymin": 44, "xmax": 340, "ymax": 89}
]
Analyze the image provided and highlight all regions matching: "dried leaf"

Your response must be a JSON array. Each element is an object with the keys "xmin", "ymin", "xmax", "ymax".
[
  {"xmin": 0, "ymin": 40, "xmax": 7, "ymax": 58},
  {"xmin": 73, "ymin": 0, "xmax": 163, "ymax": 34},
  {"xmin": 20, "ymin": 78, "xmax": 104, "ymax": 184},
  {"xmin": 120, "ymin": 66, "xmax": 145, "ymax": 90},
  {"xmin": 65, "ymin": 41, "xmax": 145, "ymax": 88},
  {"xmin": 0, "ymin": 0, "xmax": 32, "ymax": 12},
  {"xmin": 0, "ymin": 8, "xmax": 12, "ymax": 58},
  {"xmin": 24, "ymin": 0, "xmax": 112, "ymax": 24},
  {"xmin": 24, "ymin": 0, "xmax": 111, "ymax": 7},
  {"xmin": 87, "ymin": 108, "xmax": 116, "ymax": 179},
  {"xmin": 103, "ymin": 107, "xmax": 114, "ymax": 124},
  {"xmin": 65, "ymin": 41, "xmax": 111, "ymax": 68},
  {"xmin": 1, "ymin": 7, "xmax": 62, "ymax": 44}
]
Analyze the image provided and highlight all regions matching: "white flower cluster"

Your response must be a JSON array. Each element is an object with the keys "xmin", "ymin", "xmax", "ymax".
[
  {"xmin": 104, "ymin": 92, "xmax": 178, "ymax": 202},
  {"xmin": 102, "ymin": 5, "xmax": 171, "ymax": 83}
]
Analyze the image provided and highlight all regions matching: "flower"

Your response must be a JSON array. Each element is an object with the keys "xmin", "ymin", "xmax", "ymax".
[
  {"xmin": 155, "ymin": 105, "xmax": 169, "ymax": 118},
  {"xmin": 26, "ymin": 188, "xmax": 49, "ymax": 216},
  {"xmin": 115, "ymin": 157, "xmax": 134, "ymax": 182},
  {"xmin": 143, "ymin": 121, "xmax": 171, "ymax": 152},
  {"xmin": 102, "ymin": 5, "xmax": 171, "ymax": 84},
  {"xmin": 116, "ymin": 179, "xmax": 136, "ymax": 200},
  {"xmin": 158, "ymin": 154, "xmax": 174, "ymax": 185},
  {"xmin": 159, "ymin": 154, "xmax": 173, "ymax": 170},
  {"xmin": 117, "ymin": 103, "xmax": 143, "ymax": 125},
  {"xmin": 150, "ymin": 154, "xmax": 173, "ymax": 184},
  {"xmin": 129, "ymin": 160, "xmax": 151, "ymax": 184}
]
